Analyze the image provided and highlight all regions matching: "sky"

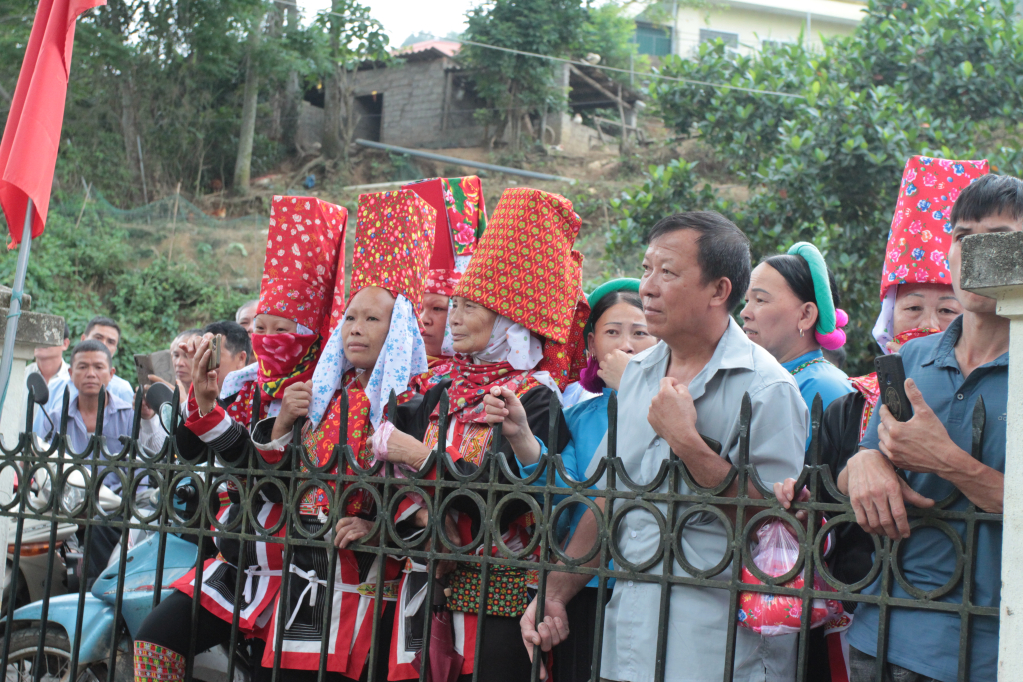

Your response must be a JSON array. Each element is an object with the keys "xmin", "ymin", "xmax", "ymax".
[{"xmin": 300, "ymin": 0, "xmax": 483, "ymax": 45}]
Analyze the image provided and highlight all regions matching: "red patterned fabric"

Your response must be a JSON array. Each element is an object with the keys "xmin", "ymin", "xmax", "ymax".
[
  {"xmin": 411, "ymin": 359, "xmax": 540, "ymax": 424},
  {"xmin": 251, "ymin": 332, "xmax": 321, "ymax": 400},
  {"xmin": 224, "ymin": 380, "xmax": 267, "ymax": 428},
  {"xmin": 880, "ymin": 156, "xmax": 988, "ymax": 301},
  {"xmin": 424, "ymin": 268, "xmax": 460, "ymax": 297},
  {"xmin": 404, "ymin": 176, "xmax": 487, "ymax": 296},
  {"xmin": 536, "ymin": 250, "xmax": 589, "ymax": 390},
  {"xmin": 343, "ymin": 189, "xmax": 435, "ymax": 318},
  {"xmin": 445, "ymin": 176, "xmax": 486, "ymax": 257},
  {"xmin": 455, "ymin": 188, "xmax": 585, "ymax": 344},
  {"xmin": 300, "ymin": 370, "xmax": 416, "ymax": 516},
  {"xmin": 258, "ymin": 196, "xmax": 347, "ymax": 337}
]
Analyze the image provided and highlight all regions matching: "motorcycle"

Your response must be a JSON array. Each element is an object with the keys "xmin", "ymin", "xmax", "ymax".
[
  {"xmin": 2, "ymin": 377, "xmax": 121, "ymax": 616},
  {"xmin": 2, "ymin": 382, "xmax": 254, "ymax": 681},
  {"xmin": 4, "ymin": 485, "xmax": 254, "ymax": 682}
]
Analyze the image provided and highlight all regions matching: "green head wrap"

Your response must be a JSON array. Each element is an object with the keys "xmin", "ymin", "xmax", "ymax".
[
  {"xmin": 786, "ymin": 242, "xmax": 836, "ymax": 335},
  {"xmin": 584, "ymin": 278, "xmax": 641, "ymax": 337}
]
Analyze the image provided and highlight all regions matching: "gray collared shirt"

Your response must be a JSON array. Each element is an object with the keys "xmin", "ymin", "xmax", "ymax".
[{"xmin": 588, "ymin": 318, "xmax": 808, "ymax": 682}]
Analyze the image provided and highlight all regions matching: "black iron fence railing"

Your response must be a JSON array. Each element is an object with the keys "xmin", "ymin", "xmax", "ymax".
[{"xmin": 0, "ymin": 385, "xmax": 999, "ymax": 682}]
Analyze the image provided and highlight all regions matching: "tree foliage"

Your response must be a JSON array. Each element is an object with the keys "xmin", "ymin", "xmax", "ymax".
[
  {"xmin": 0, "ymin": 0, "xmax": 375, "ymax": 204},
  {"xmin": 609, "ymin": 0, "xmax": 1023, "ymax": 374}
]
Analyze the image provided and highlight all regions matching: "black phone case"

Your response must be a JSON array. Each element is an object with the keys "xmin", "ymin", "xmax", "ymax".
[{"xmin": 874, "ymin": 353, "xmax": 913, "ymax": 422}]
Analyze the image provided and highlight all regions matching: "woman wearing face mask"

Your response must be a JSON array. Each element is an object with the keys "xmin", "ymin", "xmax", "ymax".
[
  {"xmin": 379, "ymin": 188, "xmax": 587, "ymax": 682},
  {"xmin": 773, "ymin": 156, "xmax": 987, "ymax": 682},
  {"xmin": 740, "ymin": 242, "xmax": 854, "ymax": 427},
  {"xmin": 484, "ymin": 278, "xmax": 655, "ymax": 681},
  {"xmin": 134, "ymin": 196, "xmax": 347, "ymax": 682},
  {"xmin": 249, "ymin": 189, "xmax": 436, "ymax": 680}
]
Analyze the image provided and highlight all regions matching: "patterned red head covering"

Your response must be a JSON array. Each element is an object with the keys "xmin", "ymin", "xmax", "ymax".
[
  {"xmin": 344, "ymin": 189, "xmax": 436, "ymax": 315},
  {"xmin": 880, "ymin": 155, "xmax": 989, "ymax": 301},
  {"xmin": 258, "ymin": 196, "xmax": 347, "ymax": 337},
  {"xmin": 404, "ymin": 176, "xmax": 487, "ymax": 297},
  {"xmin": 455, "ymin": 187, "xmax": 585, "ymax": 344}
]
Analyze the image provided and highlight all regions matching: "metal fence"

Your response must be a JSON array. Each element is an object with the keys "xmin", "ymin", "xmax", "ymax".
[{"xmin": 0, "ymin": 385, "xmax": 999, "ymax": 682}]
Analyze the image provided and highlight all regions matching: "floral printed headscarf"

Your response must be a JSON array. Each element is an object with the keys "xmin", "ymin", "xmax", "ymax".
[{"xmin": 872, "ymin": 156, "xmax": 988, "ymax": 350}]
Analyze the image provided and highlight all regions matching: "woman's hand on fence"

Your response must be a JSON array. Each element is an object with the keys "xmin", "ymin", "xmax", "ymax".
[
  {"xmin": 334, "ymin": 516, "xmax": 375, "ymax": 549},
  {"xmin": 598, "ymin": 349, "xmax": 631, "ymax": 392},
  {"xmin": 773, "ymin": 478, "xmax": 809, "ymax": 523},
  {"xmin": 385, "ymin": 429, "xmax": 431, "ymax": 470},
  {"xmin": 520, "ymin": 597, "xmax": 569, "ymax": 680},
  {"xmin": 483, "ymin": 386, "xmax": 540, "ymax": 464},
  {"xmin": 271, "ymin": 381, "xmax": 311, "ymax": 440},
  {"xmin": 483, "ymin": 387, "xmax": 528, "ymax": 436}
]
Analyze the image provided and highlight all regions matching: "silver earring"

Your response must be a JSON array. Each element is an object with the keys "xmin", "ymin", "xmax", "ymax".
[{"xmin": 799, "ymin": 327, "xmax": 804, "ymax": 338}]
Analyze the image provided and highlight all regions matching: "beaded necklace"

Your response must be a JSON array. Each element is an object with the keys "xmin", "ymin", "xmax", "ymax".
[{"xmin": 788, "ymin": 356, "xmax": 833, "ymax": 376}]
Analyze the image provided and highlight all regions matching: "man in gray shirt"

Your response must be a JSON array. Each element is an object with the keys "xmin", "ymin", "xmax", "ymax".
[{"xmin": 521, "ymin": 211, "xmax": 808, "ymax": 682}]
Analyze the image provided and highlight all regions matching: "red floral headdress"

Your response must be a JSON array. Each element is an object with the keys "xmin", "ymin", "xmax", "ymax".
[
  {"xmin": 404, "ymin": 176, "xmax": 487, "ymax": 297},
  {"xmin": 258, "ymin": 196, "xmax": 347, "ymax": 337},
  {"xmin": 880, "ymin": 156, "xmax": 989, "ymax": 301},
  {"xmin": 342, "ymin": 189, "xmax": 436, "ymax": 317},
  {"xmin": 454, "ymin": 187, "xmax": 588, "ymax": 389}
]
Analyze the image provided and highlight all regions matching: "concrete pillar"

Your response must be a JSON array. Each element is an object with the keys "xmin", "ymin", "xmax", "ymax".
[
  {"xmin": 959, "ymin": 230, "xmax": 1023, "ymax": 680},
  {"xmin": 548, "ymin": 62, "xmax": 572, "ymax": 146},
  {"xmin": 0, "ymin": 286, "xmax": 66, "ymax": 611}
]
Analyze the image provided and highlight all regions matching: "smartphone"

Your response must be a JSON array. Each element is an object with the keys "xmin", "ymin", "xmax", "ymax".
[
  {"xmin": 874, "ymin": 353, "xmax": 913, "ymax": 422},
  {"xmin": 134, "ymin": 351, "xmax": 175, "ymax": 388},
  {"xmin": 700, "ymin": 434, "xmax": 723, "ymax": 455},
  {"xmin": 134, "ymin": 353, "xmax": 155, "ymax": 389},
  {"xmin": 207, "ymin": 334, "xmax": 222, "ymax": 372}
]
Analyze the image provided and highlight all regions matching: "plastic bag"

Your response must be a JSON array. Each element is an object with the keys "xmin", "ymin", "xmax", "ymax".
[{"xmin": 737, "ymin": 519, "xmax": 843, "ymax": 636}]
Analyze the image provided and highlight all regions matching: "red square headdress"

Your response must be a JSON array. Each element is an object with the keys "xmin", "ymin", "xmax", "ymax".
[
  {"xmin": 454, "ymin": 188, "xmax": 589, "ymax": 389},
  {"xmin": 347, "ymin": 189, "xmax": 436, "ymax": 314},
  {"xmin": 403, "ymin": 176, "xmax": 487, "ymax": 297},
  {"xmin": 880, "ymin": 156, "xmax": 989, "ymax": 301},
  {"xmin": 258, "ymin": 196, "xmax": 347, "ymax": 337}
]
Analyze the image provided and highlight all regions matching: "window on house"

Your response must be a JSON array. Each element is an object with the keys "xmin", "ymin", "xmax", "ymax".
[
  {"xmin": 699, "ymin": 29, "xmax": 739, "ymax": 48},
  {"xmin": 634, "ymin": 22, "xmax": 673, "ymax": 56}
]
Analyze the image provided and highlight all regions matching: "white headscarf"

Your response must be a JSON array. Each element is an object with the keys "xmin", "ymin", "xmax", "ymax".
[
  {"xmin": 872, "ymin": 286, "xmax": 898, "ymax": 353},
  {"xmin": 219, "ymin": 362, "xmax": 258, "ymax": 400},
  {"xmin": 307, "ymin": 294, "xmax": 427, "ymax": 431},
  {"xmin": 474, "ymin": 315, "xmax": 544, "ymax": 369},
  {"xmin": 469, "ymin": 313, "xmax": 562, "ymax": 400}
]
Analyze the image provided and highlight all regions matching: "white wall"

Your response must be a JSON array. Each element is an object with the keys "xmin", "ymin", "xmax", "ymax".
[{"xmin": 674, "ymin": 0, "xmax": 864, "ymax": 56}]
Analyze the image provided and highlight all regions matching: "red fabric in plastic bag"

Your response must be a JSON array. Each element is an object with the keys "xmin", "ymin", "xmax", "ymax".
[{"xmin": 738, "ymin": 519, "xmax": 843, "ymax": 635}]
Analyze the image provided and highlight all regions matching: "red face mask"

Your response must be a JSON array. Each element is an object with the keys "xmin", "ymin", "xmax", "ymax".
[
  {"xmin": 892, "ymin": 327, "xmax": 940, "ymax": 347},
  {"xmin": 251, "ymin": 332, "xmax": 321, "ymax": 399}
]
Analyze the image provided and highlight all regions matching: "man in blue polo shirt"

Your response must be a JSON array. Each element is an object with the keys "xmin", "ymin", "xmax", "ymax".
[{"xmin": 838, "ymin": 173, "xmax": 1019, "ymax": 682}]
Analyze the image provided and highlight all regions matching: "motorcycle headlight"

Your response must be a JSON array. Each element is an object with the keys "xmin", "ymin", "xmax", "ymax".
[{"xmin": 61, "ymin": 484, "xmax": 85, "ymax": 513}]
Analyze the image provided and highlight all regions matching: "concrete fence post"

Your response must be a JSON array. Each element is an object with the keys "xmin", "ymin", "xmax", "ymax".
[{"xmin": 960, "ymin": 230, "xmax": 1023, "ymax": 679}]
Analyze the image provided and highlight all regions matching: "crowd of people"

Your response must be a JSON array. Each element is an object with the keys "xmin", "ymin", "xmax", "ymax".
[{"xmin": 23, "ymin": 160, "xmax": 1013, "ymax": 682}]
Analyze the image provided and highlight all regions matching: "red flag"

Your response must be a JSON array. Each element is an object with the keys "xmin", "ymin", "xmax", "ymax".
[{"xmin": 0, "ymin": 0, "xmax": 105, "ymax": 246}]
